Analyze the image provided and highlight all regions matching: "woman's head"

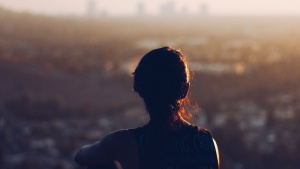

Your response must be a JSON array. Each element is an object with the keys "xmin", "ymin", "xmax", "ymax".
[{"xmin": 133, "ymin": 46, "xmax": 191, "ymax": 124}]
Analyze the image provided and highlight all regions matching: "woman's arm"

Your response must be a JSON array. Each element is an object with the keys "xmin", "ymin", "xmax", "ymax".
[
  {"xmin": 86, "ymin": 161, "xmax": 122, "ymax": 169},
  {"xmin": 74, "ymin": 130, "xmax": 126, "ymax": 166}
]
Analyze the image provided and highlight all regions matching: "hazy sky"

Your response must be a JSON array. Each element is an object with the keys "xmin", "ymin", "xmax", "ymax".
[{"xmin": 0, "ymin": 0, "xmax": 300, "ymax": 16}]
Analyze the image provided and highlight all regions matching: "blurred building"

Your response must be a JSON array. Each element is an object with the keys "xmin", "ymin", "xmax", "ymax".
[
  {"xmin": 137, "ymin": 2, "xmax": 146, "ymax": 16},
  {"xmin": 159, "ymin": 1, "xmax": 176, "ymax": 16},
  {"xmin": 199, "ymin": 3, "xmax": 209, "ymax": 16},
  {"xmin": 87, "ymin": 0, "xmax": 96, "ymax": 17},
  {"xmin": 181, "ymin": 6, "xmax": 188, "ymax": 15}
]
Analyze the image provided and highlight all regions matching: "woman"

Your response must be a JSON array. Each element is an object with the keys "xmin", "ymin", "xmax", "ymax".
[{"xmin": 75, "ymin": 47, "xmax": 220, "ymax": 169}]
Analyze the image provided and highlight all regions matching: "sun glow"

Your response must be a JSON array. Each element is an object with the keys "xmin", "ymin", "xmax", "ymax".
[{"xmin": 0, "ymin": 0, "xmax": 300, "ymax": 16}]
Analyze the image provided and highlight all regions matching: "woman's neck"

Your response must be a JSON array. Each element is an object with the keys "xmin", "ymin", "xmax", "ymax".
[{"xmin": 148, "ymin": 115, "xmax": 191, "ymax": 131}]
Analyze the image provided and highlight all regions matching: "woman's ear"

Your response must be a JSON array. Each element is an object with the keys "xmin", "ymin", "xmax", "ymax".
[
  {"xmin": 180, "ymin": 82, "xmax": 190, "ymax": 99},
  {"xmin": 133, "ymin": 82, "xmax": 145, "ymax": 98}
]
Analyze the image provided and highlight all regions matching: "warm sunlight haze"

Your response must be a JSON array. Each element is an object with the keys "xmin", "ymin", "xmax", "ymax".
[
  {"xmin": 0, "ymin": 0, "xmax": 300, "ymax": 169},
  {"xmin": 0, "ymin": 0, "xmax": 300, "ymax": 16}
]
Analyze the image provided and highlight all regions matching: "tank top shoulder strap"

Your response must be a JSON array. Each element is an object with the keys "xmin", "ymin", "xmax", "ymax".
[
  {"xmin": 128, "ymin": 126, "xmax": 149, "ymax": 155},
  {"xmin": 195, "ymin": 125, "xmax": 214, "ymax": 137}
]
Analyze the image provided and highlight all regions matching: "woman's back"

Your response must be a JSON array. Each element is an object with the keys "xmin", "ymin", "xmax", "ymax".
[
  {"xmin": 83, "ymin": 124, "xmax": 219, "ymax": 169},
  {"xmin": 75, "ymin": 47, "xmax": 220, "ymax": 169},
  {"xmin": 129, "ymin": 124, "xmax": 218, "ymax": 169}
]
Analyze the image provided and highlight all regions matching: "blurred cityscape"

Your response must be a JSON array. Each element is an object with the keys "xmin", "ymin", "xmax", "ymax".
[
  {"xmin": 1, "ymin": 6, "xmax": 300, "ymax": 169},
  {"xmin": 85, "ymin": 0, "xmax": 209, "ymax": 18}
]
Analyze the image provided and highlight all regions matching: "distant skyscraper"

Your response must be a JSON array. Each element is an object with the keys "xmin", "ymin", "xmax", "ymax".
[
  {"xmin": 87, "ymin": 0, "xmax": 96, "ymax": 17},
  {"xmin": 181, "ymin": 6, "xmax": 188, "ymax": 15},
  {"xmin": 160, "ymin": 1, "xmax": 176, "ymax": 16},
  {"xmin": 200, "ymin": 3, "xmax": 209, "ymax": 15},
  {"xmin": 137, "ymin": 2, "xmax": 146, "ymax": 16}
]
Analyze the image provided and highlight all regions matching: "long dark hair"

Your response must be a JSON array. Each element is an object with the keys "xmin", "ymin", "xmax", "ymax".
[{"xmin": 133, "ymin": 46, "xmax": 192, "ymax": 127}]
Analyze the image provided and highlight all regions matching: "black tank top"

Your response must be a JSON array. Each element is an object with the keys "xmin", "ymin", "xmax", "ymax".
[{"xmin": 129, "ymin": 125, "xmax": 219, "ymax": 169}]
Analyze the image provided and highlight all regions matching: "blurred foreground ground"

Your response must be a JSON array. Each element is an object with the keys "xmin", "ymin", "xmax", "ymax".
[{"xmin": 1, "ymin": 7, "xmax": 300, "ymax": 169}]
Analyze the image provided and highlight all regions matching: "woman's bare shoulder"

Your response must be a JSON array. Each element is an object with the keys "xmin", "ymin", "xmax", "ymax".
[
  {"xmin": 74, "ymin": 129, "xmax": 137, "ymax": 166},
  {"xmin": 103, "ymin": 129, "xmax": 135, "ymax": 145},
  {"xmin": 103, "ymin": 129, "xmax": 139, "ymax": 169}
]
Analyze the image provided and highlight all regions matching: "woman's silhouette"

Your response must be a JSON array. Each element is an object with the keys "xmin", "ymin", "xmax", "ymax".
[{"xmin": 75, "ymin": 47, "xmax": 220, "ymax": 169}]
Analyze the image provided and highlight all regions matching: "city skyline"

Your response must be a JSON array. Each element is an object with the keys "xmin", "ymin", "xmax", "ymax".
[{"xmin": 0, "ymin": 0, "xmax": 300, "ymax": 16}]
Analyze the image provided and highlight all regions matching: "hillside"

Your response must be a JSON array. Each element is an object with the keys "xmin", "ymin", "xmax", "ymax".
[{"xmin": 1, "ymin": 7, "xmax": 300, "ymax": 169}]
